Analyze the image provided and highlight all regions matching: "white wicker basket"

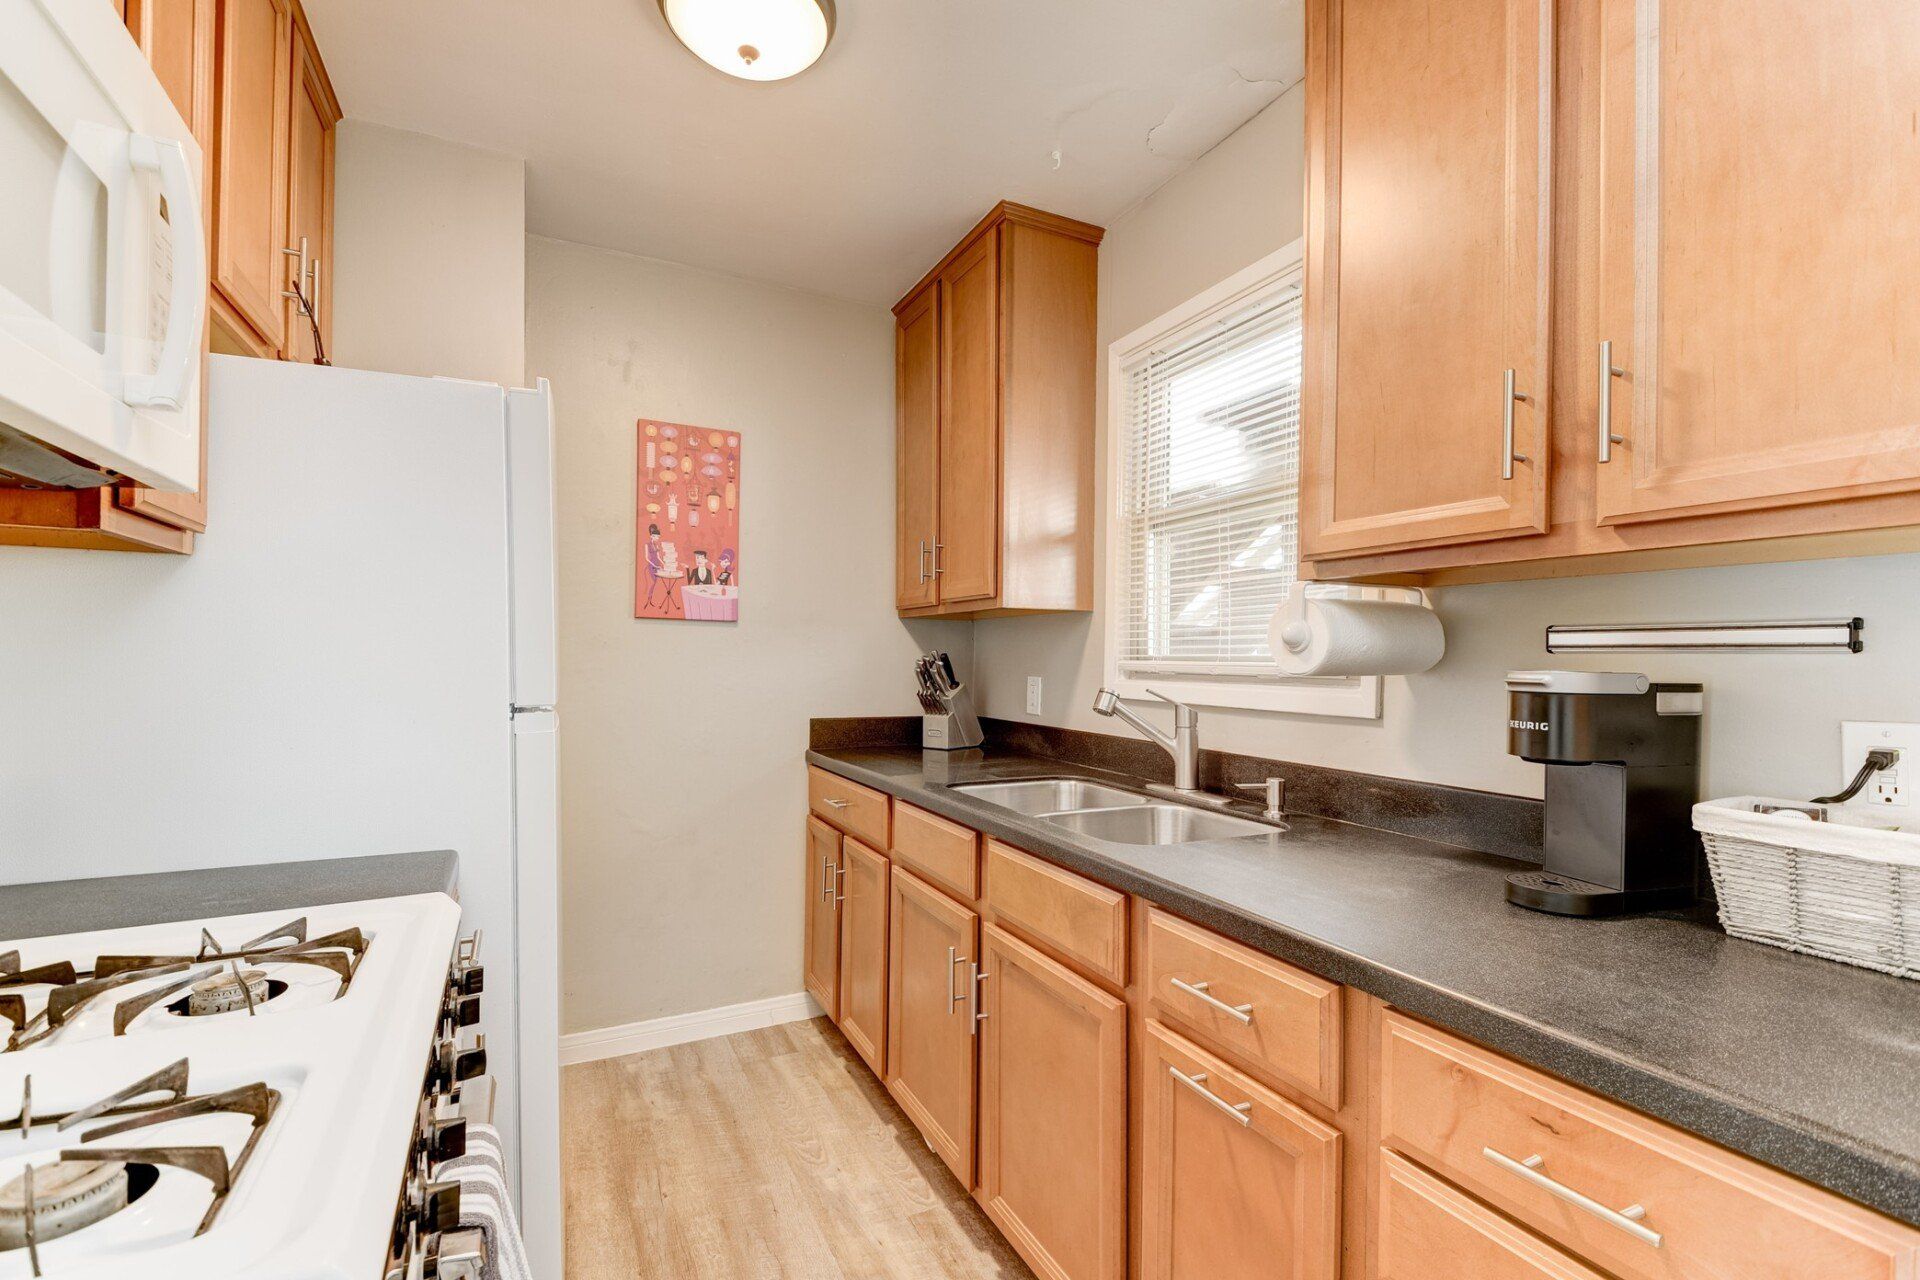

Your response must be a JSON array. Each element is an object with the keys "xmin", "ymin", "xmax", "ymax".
[{"xmin": 1695, "ymin": 797, "xmax": 1920, "ymax": 978}]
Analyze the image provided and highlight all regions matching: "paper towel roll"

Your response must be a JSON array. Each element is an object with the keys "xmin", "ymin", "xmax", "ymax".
[{"xmin": 1268, "ymin": 589, "xmax": 1445, "ymax": 677}]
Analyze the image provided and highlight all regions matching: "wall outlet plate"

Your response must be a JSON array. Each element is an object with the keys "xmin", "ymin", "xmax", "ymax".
[
  {"xmin": 1025, "ymin": 676, "xmax": 1043, "ymax": 716},
  {"xmin": 1840, "ymin": 722, "xmax": 1917, "ymax": 811}
]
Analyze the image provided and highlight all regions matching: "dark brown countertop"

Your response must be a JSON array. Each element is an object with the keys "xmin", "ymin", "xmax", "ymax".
[{"xmin": 809, "ymin": 743, "xmax": 1920, "ymax": 1226}]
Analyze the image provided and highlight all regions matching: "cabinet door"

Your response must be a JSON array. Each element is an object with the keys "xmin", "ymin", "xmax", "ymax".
[
  {"xmin": 1302, "ymin": 0, "xmax": 1551, "ymax": 557},
  {"xmin": 885, "ymin": 868, "xmax": 978, "ymax": 1185},
  {"xmin": 1139, "ymin": 1021, "xmax": 1341, "ymax": 1280},
  {"xmin": 1594, "ymin": 0, "xmax": 1920, "ymax": 524},
  {"xmin": 1377, "ymin": 1150, "xmax": 1605, "ymax": 1280},
  {"xmin": 977, "ymin": 924, "xmax": 1125, "ymax": 1280},
  {"xmin": 836, "ymin": 837, "xmax": 890, "ymax": 1076},
  {"xmin": 211, "ymin": 0, "xmax": 292, "ymax": 352},
  {"xmin": 282, "ymin": 23, "xmax": 337, "ymax": 364},
  {"xmin": 803, "ymin": 816, "xmax": 842, "ymax": 1021},
  {"xmin": 896, "ymin": 284, "xmax": 941, "ymax": 609},
  {"xmin": 120, "ymin": 0, "xmax": 215, "ymax": 533},
  {"xmin": 936, "ymin": 231, "xmax": 1001, "ymax": 604}
]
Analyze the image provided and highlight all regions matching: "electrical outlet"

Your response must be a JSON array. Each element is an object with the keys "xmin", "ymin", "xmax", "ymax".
[
  {"xmin": 1839, "ymin": 722, "xmax": 1918, "ymax": 810},
  {"xmin": 1025, "ymin": 676, "xmax": 1043, "ymax": 716}
]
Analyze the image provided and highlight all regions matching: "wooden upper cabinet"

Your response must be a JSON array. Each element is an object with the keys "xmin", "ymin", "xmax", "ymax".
[
  {"xmin": 1594, "ymin": 0, "xmax": 1920, "ymax": 525},
  {"xmin": 283, "ymin": 15, "xmax": 340, "ymax": 365},
  {"xmin": 976, "ymin": 923, "xmax": 1126, "ymax": 1280},
  {"xmin": 211, "ymin": 0, "xmax": 293, "ymax": 354},
  {"xmin": 937, "ymin": 232, "xmax": 1002, "ymax": 604},
  {"xmin": 892, "ymin": 203, "xmax": 1102, "ymax": 618},
  {"xmin": 1139, "ymin": 1021, "xmax": 1342, "ymax": 1280},
  {"xmin": 1301, "ymin": 0, "xmax": 1552, "ymax": 558},
  {"xmin": 895, "ymin": 284, "xmax": 941, "ymax": 609},
  {"xmin": 885, "ymin": 868, "xmax": 979, "ymax": 1187}
]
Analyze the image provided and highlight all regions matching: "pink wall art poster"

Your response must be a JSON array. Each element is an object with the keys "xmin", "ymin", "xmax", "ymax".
[{"xmin": 634, "ymin": 420, "xmax": 740, "ymax": 622}]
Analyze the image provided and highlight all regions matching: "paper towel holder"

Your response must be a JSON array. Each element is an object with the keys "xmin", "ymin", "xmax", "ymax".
[{"xmin": 1274, "ymin": 583, "xmax": 1431, "ymax": 658}]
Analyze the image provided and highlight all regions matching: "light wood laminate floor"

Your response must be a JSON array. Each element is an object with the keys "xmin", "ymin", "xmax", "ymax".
[{"xmin": 563, "ymin": 1016, "xmax": 1034, "ymax": 1279}]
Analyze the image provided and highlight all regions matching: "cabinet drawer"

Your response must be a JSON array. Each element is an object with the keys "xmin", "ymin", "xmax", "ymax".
[
  {"xmin": 808, "ymin": 767, "xmax": 890, "ymax": 849},
  {"xmin": 891, "ymin": 801, "xmax": 979, "ymax": 900},
  {"xmin": 1378, "ymin": 1149, "xmax": 1605, "ymax": 1280},
  {"xmin": 1379, "ymin": 1012, "xmax": 1920, "ymax": 1280},
  {"xmin": 983, "ymin": 839, "xmax": 1126, "ymax": 988},
  {"xmin": 1144, "ymin": 907, "xmax": 1342, "ymax": 1108}
]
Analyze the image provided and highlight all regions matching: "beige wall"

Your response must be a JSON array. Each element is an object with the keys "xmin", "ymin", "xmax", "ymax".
[
  {"xmin": 972, "ymin": 86, "xmax": 1920, "ymax": 802},
  {"xmin": 527, "ymin": 236, "xmax": 969, "ymax": 1036},
  {"xmin": 331, "ymin": 121, "xmax": 527, "ymax": 385}
]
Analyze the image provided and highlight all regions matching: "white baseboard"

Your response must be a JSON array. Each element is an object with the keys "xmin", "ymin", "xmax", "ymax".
[{"xmin": 560, "ymin": 991, "xmax": 825, "ymax": 1066}]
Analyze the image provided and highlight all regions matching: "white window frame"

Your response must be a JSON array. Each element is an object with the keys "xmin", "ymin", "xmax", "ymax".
[{"xmin": 1102, "ymin": 241, "xmax": 1381, "ymax": 720}]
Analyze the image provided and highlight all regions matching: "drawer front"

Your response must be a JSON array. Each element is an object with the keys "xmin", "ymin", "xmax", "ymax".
[
  {"xmin": 1379, "ymin": 1012, "xmax": 1920, "ymax": 1280},
  {"xmin": 891, "ymin": 801, "xmax": 980, "ymax": 900},
  {"xmin": 984, "ymin": 839, "xmax": 1126, "ymax": 988},
  {"xmin": 808, "ymin": 766, "xmax": 890, "ymax": 849},
  {"xmin": 1144, "ymin": 907, "xmax": 1343, "ymax": 1108},
  {"xmin": 1378, "ymin": 1149, "xmax": 1606, "ymax": 1280}
]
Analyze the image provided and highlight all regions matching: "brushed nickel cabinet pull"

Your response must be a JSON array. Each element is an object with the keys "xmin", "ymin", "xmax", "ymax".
[
  {"xmin": 822, "ymin": 798, "xmax": 850, "ymax": 810},
  {"xmin": 917, "ymin": 540, "xmax": 931, "ymax": 584},
  {"xmin": 1482, "ymin": 1147, "xmax": 1663, "ymax": 1248},
  {"xmin": 1168, "ymin": 977, "xmax": 1254, "ymax": 1024},
  {"xmin": 968, "ymin": 964, "xmax": 989, "ymax": 1035},
  {"xmin": 946, "ymin": 946, "xmax": 971, "ymax": 1012},
  {"xmin": 1502, "ymin": 369, "xmax": 1531, "ymax": 480},
  {"xmin": 1598, "ymin": 340, "xmax": 1626, "ymax": 462},
  {"xmin": 832, "ymin": 866, "xmax": 847, "ymax": 903},
  {"xmin": 820, "ymin": 856, "xmax": 834, "ymax": 901},
  {"xmin": 1169, "ymin": 1067, "xmax": 1253, "ymax": 1126}
]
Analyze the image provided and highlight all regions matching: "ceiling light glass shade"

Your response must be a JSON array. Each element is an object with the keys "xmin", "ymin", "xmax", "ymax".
[{"xmin": 659, "ymin": 0, "xmax": 835, "ymax": 82}]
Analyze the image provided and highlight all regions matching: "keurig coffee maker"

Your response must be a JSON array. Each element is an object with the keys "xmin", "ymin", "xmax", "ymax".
[{"xmin": 1504, "ymin": 670, "xmax": 1704, "ymax": 916}]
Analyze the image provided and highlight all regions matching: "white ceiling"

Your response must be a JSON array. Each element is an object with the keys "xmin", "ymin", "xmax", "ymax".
[{"xmin": 303, "ymin": 0, "xmax": 1303, "ymax": 304}]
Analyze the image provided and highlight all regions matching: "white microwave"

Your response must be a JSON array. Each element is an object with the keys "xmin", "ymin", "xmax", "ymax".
[{"xmin": 0, "ymin": 0, "xmax": 205, "ymax": 493}]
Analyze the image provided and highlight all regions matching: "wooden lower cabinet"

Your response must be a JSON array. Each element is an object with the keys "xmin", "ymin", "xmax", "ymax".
[
  {"xmin": 977, "ymin": 923, "xmax": 1127, "ymax": 1280},
  {"xmin": 835, "ymin": 838, "xmax": 890, "ymax": 1076},
  {"xmin": 884, "ymin": 868, "xmax": 978, "ymax": 1186},
  {"xmin": 802, "ymin": 772, "xmax": 1920, "ymax": 1280},
  {"xmin": 1138, "ymin": 1021, "xmax": 1341, "ymax": 1280},
  {"xmin": 1377, "ymin": 1150, "xmax": 1603, "ymax": 1280},
  {"xmin": 802, "ymin": 816, "xmax": 841, "ymax": 1020}
]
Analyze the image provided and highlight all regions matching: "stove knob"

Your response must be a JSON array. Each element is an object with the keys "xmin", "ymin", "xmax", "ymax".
[
  {"xmin": 428, "ymin": 1227, "xmax": 488, "ymax": 1280},
  {"xmin": 444, "ymin": 992, "xmax": 481, "ymax": 1028},
  {"xmin": 428, "ymin": 1116, "xmax": 468, "ymax": 1163},
  {"xmin": 451, "ymin": 963, "xmax": 484, "ymax": 996},
  {"xmin": 453, "ymin": 1032, "xmax": 487, "ymax": 1083},
  {"xmin": 423, "ymin": 1180, "xmax": 462, "ymax": 1233}
]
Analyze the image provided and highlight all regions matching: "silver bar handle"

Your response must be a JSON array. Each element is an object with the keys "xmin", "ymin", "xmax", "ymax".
[
  {"xmin": 946, "ymin": 946, "xmax": 971, "ymax": 1012},
  {"xmin": 1482, "ymin": 1147, "xmax": 1662, "ymax": 1248},
  {"xmin": 932, "ymin": 542, "xmax": 945, "ymax": 576},
  {"xmin": 832, "ymin": 866, "xmax": 847, "ymax": 903},
  {"xmin": 1598, "ymin": 340, "xmax": 1625, "ymax": 462},
  {"xmin": 1168, "ymin": 977, "xmax": 1254, "ymax": 1024},
  {"xmin": 822, "ymin": 798, "xmax": 850, "ymax": 810},
  {"xmin": 917, "ymin": 540, "xmax": 931, "ymax": 585},
  {"xmin": 820, "ymin": 856, "xmax": 834, "ymax": 901},
  {"xmin": 1502, "ymin": 369, "xmax": 1531, "ymax": 481},
  {"xmin": 968, "ymin": 963, "xmax": 988, "ymax": 1035},
  {"xmin": 310, "ymin": 256, "xmax": 322, "ymax": 336},
  {"xmin": 1168, "ymin": 1067, "xmax": 1252, "ymax": 1126},
  {"xmin": 281, "ymin": 236, "xmax": 310, "ymax": 313}
]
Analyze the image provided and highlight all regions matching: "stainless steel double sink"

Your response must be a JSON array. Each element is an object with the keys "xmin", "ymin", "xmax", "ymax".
[{"xmin": 948, "ymin": 778, "xmax": 1281, "ymax": 846}]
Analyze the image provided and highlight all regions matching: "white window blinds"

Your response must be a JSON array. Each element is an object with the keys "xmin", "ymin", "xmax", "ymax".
[{"xmin": 1116, "ymin": 281, "xmax": 1303, "ymax": 678}]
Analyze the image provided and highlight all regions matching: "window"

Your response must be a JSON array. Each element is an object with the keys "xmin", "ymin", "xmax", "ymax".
[{"xmin": 1104, "ymin": 243, "xmax": 1378, "ymax": 717}]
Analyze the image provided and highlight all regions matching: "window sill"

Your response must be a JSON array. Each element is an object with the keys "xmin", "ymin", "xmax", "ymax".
[{"xmin": 1107, "ymin": 673, "xmax": 1381, "ymax": 719}]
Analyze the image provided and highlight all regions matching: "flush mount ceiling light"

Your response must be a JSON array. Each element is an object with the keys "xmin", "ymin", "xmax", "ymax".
[{"xmin": 658, "ymin": 0, "xmax": 836, "ymax": 82}]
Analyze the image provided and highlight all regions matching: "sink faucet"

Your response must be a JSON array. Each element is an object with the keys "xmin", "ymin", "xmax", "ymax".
[{"xmin": 1092, "ymin": 687, "xmax": 1199, "ymax": 791}]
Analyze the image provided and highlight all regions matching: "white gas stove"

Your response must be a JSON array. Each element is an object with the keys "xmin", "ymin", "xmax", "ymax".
[{"xmin": 0, "ymin": 894, "xmax": 488, "ymax": 1280}]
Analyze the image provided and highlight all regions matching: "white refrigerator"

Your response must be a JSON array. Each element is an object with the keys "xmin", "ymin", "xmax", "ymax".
[{"xmin": 0, "ymin": 355, "xmax": 564, "ymax": 1277}]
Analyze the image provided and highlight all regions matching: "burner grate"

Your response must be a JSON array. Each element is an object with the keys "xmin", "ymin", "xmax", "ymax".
[
  {"xmin": 0, "ymin": 1060, "xmax": 279, "ymax": 1278},
  {"xmin": 2, "ymin": 918, "xmax": 368, "ymax": 1054}
]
